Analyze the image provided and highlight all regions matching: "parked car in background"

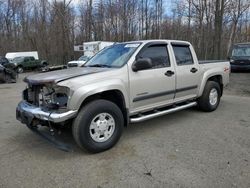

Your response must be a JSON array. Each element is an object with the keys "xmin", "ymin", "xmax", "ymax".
[
  {"xmin": 67, "ymin": 55, "xmax": 92, "ymax": 67},
  {"xmin": 229, "ymin": 43, "xmax": 250, "ymax": 71},
  {"xmin": 0, "ymin": 57, "xmax": 17, "ymax": 83},
  {"xmin": 6, "ymin": 51, "xmax": 39, "ymax": 60},
  {"xmin": 41, "ymin": 65, "xmax": 67, "ymax": 72},
  {"xmin": 11, "ymin": 56, "xmax": 48, "ymax": 73}
]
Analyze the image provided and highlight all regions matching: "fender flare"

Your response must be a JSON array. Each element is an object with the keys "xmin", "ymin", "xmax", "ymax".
[
  {"xmin": 198, "ymin": 71, "xmax": 223, "ymax": 97},
  {"xmin": 68, "ymin": 80, "xmax": 129, "ymax": 111}
]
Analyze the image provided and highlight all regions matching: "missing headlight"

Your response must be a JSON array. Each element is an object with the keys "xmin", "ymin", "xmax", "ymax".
[
  {"xmin": 41, "ymin": 86, "xmax": 69, "ymax": 109},
  {"xmin": 52, "ymin": 93, "xmax": 68, "ymax": 108}
]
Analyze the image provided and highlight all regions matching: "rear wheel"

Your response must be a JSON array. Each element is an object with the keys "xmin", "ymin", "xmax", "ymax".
[
  {"xmin": 198, "ymin": 81, "xmax": 221, "ymax": 112},
  {"xmin": 72, "ymin": 99, "xmax": 124, "ymax": 153},
  {"xmin": 42, "ymin": 62, "xmax": 48, "ymax": 67}
]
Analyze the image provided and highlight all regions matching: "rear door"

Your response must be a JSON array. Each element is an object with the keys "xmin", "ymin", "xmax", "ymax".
[
  {"xmin": 171, "ymin": 43, "xmax": 201, "ymax": 100},
  {"xmin": 23, "ymin": 57, "xmax": 30, "ymax": 68},
  {"xmin": 129, "ymin": 42, "xmax": 176, "ymax": 113},
  {"xmin": 29, "ymin": 57, "xmax": 37, "ymax": 68}
]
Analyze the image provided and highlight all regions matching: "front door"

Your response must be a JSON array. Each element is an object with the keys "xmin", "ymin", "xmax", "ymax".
[{"xmin": 129, "ymin": 43, "xmax": 176, "ymax": 114}]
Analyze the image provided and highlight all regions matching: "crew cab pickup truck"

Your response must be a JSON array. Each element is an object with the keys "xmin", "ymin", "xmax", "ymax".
[
  {"xmin": 16, "ymin": 40, "xmax": 230, "ymax": 153},
  {"xmin": 11, "ymin": 56, "xmax": 48, "ymax": 73}
]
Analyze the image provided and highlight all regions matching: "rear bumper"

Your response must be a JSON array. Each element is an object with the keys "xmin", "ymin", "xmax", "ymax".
[
  {"xmin": 230, "ymin": 64, "xmax": 250, "ymax": 71},
  {"xmin": 16, "ymin": 101, "xmax": 77, "ymax": 125}
]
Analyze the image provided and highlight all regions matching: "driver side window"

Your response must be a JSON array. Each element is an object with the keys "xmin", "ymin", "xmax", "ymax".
[{"xmin": 139, "ymin": 45, "xmax": 170, "ymax": 69}]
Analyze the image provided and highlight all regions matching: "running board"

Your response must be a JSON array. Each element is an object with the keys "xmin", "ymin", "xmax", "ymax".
[{"xmin": 130, "ymin": 102, "xmax": 197, "ymax": 123}]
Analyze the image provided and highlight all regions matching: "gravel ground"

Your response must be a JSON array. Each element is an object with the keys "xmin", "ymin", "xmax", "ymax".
[{"xmin": 0, "ymin": 72, "xmax": 249, "ymax": 188}]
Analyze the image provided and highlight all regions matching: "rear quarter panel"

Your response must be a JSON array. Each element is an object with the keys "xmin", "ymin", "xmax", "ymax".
[{"xmin": 198, "ymin": 61, "xmax": 230, "ymax": 97}]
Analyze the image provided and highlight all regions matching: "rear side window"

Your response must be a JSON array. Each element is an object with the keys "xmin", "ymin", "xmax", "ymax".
[
  {"xmin": 139, "ymin": 45, "xmax": 170, "ymax": 68},
  {"xmin": 172, "ymin": 46, "xmax": 194, "ymax": 65}
]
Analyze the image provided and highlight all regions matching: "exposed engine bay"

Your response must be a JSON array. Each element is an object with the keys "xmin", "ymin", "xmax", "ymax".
[{"xmin": 23, "ymin": 84, "xmax": 69, "ymax": 110}]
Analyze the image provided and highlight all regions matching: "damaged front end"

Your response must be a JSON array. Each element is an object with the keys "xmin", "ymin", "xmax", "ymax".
[
  {"xmin": 17, "ymin": 83, "xmax": 77, "ymax": 125},
  {"xmin": 16, "ymin": 81, "xmax": 77, "ymax": 151}
]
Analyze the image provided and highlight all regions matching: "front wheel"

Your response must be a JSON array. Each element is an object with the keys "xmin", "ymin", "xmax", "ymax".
[
  {"xmin": 72, "ymin": 99, "xmax": 124, "ymax": 153},
  {"xmin": 17, "ymin": 66, "xmax": 24, "ymax": 73},
  {"xmin": 198, "ymin": 81, "xmax": 221, "ymax": 112}
]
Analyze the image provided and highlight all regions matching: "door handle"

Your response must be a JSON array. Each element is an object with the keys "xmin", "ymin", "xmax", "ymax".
[
  {"xmin": 165, "ymin": 70, "xmax": 175, "ymax": 77},
  {"xmin": 190, "ymin": 67, "xmax": 198, "ymax": 73}
]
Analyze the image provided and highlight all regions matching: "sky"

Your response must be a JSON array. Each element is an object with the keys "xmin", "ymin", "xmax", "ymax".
[{"xmin": 52, "ymin": 0, "xmax": 175, "ymax": 17}]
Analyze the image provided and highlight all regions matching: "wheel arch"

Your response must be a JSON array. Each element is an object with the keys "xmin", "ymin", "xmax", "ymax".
[
  {"xmin": 75, "ymin": 89, "xmax": 129, "ymax": 127},
  {"xmin": 199, "ymin": 73, "xmax": 223, "ymax": 97},
  {"xmin": 41, "ymin": 60, "xmax": 48, "ymax": 66}
]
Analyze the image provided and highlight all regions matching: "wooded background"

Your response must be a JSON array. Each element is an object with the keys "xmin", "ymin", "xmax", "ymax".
[{"xmin": 0, "ymin": 0, "xmax": 249, "ymax": 64}]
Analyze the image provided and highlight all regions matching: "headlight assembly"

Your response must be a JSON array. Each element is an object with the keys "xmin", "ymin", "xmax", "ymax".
[{"xmin": 41, "ymin": 86, "xmax": 70, "ymax": 109}]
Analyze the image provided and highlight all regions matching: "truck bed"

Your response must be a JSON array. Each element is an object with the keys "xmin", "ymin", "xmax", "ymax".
[{"xmin": 199, "ymin": 60, "xmax": 228, "ymax": 64}]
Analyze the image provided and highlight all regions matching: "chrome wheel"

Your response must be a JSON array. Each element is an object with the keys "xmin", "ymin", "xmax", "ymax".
[
  {"xmin": 89, "ymin": 113, "xmax": 115, "ymax": 143},
  {"xmin": 209, "ymin": 88, "xmax": 218, "ymax": 106}
]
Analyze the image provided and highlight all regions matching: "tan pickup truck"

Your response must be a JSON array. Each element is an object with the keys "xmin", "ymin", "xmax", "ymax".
[{"xmin": 16, "ymin": 40, "xmax": 230, "ymax": 152}]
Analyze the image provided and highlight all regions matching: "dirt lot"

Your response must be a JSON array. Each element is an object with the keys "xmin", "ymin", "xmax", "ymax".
[{"xmin": 0, "ymin": 72, "xmax": 250, "ymax": 188}]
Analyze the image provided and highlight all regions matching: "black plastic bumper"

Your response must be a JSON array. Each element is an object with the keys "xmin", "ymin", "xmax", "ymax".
[
  {"xmin": 28, "ymin": 125, "xmax": 73, "ymax": 152},
  {"xmin": 16, "ymin": 101, "xmax": 74, "ymax": 152}
]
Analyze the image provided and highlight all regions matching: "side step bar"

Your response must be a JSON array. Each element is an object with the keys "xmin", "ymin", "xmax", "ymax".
[{"xmin": 130, "ymin": 102, "xmax": 197, "ymax": 123}]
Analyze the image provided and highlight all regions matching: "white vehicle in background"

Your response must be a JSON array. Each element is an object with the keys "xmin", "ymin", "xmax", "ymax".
[
  {"xmin": 68, "ymin": 41, "xmax": 114, "ymax": 67},
  {"xmin": 67, "ymin": 55, "xmax": 92, "ymax": 68},
  {"xmin": 6, "ymin": 51, "xmax": 39, "ymax": 61},
  {"xmin": 83, "ymin": 41, "xmax": 114, "ymax": 57}
]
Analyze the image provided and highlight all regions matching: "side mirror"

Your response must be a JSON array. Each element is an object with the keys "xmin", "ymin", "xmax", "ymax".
[{"xmin": 132, "ymin": 58, "xmax": 153, "ymax": 72}]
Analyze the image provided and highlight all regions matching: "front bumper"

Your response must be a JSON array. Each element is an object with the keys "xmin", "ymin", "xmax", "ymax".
[
  {"xmin": 16, "ymin": 101, "xmax": 77, "ymax": 125},
  {"xmin": 230, "ymin": 64, "xmax": 250, "ymax": 71}
]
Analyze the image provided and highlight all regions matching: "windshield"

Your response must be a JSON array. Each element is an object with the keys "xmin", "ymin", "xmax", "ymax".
[
  {"xmin": 12, "ymin": 57, "xmax": 24, "ymax": 63},
  {"xmin": 79, "ymin": 56, "xmax": 91, "ymax": 61},
  {"xmin": 232, "ymin": 45, "xmax": 250, "ymax": 57},
  {"xmin": 84, "ymin": 43, "xmax": 141, "ymax": 68}
]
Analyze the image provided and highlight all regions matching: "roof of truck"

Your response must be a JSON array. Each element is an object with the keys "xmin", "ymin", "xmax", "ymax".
[{"xmin": 119, "ymin": 39, "xmax": 191, "ymax": 45}]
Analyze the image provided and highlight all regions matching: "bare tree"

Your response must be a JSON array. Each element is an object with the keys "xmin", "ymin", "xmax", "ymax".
[
  {"xmin": 0, "ymin": 0, "xmax": 250, "ymax": 63},
  {"xmin": 226, "ymin": 0, "xmax": 250, "ymax": 56}
]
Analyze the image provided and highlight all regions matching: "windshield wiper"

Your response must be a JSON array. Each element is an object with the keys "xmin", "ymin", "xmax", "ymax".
[{"xmin": 87, "ymin": 64, "xmax": 112, "ymax": 68}]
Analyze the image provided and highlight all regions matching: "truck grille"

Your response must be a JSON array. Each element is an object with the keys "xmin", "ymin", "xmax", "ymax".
[
  {"xmin": 23, "ymin": 85, "xmax": 41, "ymax": 106},
  {"xmin": 231, "ymin": 59, "xmax": 250, "ymax": 65},
  {"xmin": 68, "ymin": 63, "xmax": 78, "ymax": 67}
]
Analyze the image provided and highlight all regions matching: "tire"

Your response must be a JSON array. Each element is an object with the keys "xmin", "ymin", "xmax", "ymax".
[
  {"xmin": 42, "ymin": 62, "xmax": 48, "ymax": 67},
  {"xmin": 198, "ymin": 81, "xmax": 221, "ymax": 112},
  {"xmin": 17, "ymin": 66, "xmax": 24, "ymax": 73},
  {"xmin": 72, "ymin": 99, "xmax": 124, "ymax": 153}
]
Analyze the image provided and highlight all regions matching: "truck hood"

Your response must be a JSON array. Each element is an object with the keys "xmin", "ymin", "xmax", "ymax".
[{"xmin": 24, "ymin": 67, "xmax": 111, "ymax": 85}]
